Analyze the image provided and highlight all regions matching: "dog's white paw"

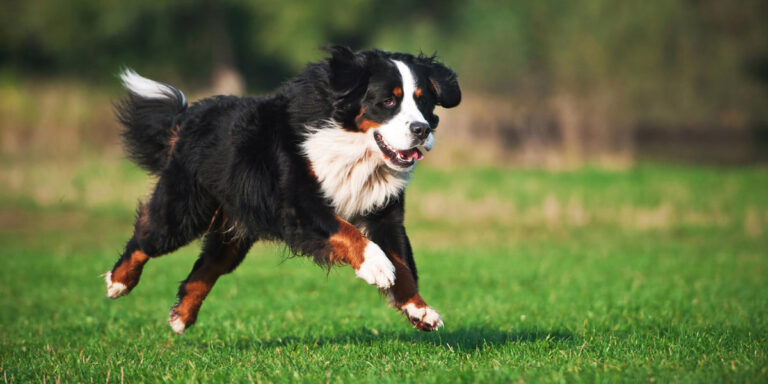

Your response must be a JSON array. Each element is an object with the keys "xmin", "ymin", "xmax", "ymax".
[
  {"xmin": 354, "ymin": 242, "xmax": 396, "ymax": 289},
  {"xmin": 104, "ymin": 271, "xmax": 128, "ymax": 299},
  {"xmin": 168, "ymin": 310, "xmax": 187, "ymax": 335},
  {"xmin": 403, "ymin": 303, "xmax": 444, "ymax": 332}
]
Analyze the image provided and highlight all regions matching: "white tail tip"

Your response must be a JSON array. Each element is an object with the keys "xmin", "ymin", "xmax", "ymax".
[{"xmin": 119, "ymin": 69, "xmax": 185, "ymax": 105}]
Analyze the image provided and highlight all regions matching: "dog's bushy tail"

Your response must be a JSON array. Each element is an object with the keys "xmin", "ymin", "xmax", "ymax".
[{"xmin": 115, "ymin": 69, "xmax": 188, "ymax": 174}]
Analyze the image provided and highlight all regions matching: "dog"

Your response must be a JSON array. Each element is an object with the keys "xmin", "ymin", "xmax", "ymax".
[{"xmin": 105, "ymin": 46, "xmax": 461, "ymax": 334}]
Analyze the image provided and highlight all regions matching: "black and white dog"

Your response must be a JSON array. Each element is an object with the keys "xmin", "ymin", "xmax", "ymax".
[{"xmin": 105, "ymin": 46, "xmax": 461, "ymax": 333}]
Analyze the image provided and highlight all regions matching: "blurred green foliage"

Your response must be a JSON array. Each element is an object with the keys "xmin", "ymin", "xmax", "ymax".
[{"xmin": 1, "ymin": 0, "xmax": 767, "ymax": 129}]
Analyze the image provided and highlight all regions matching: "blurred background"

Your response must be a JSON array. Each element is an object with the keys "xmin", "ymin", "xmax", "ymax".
[
  {"xmin": 2, "ymin": 0, "xmax": 767, "ymax": 168},
  {"xmin": 2, "ymin": 3, "xmax": 768, "ymax": 381}
]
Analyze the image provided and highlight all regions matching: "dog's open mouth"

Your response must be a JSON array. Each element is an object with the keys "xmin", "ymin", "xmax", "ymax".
[{"xmin": 374, "ymin": 132, "xmax": 423, "ymax": 168}]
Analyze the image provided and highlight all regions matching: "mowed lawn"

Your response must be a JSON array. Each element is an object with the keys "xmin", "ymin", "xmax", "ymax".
[{"xmin": 1, "ymin": 159, "xmax": 767, "ymax": 383}]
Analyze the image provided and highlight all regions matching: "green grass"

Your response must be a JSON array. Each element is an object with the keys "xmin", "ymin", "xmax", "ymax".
[{"xmin": 1, "ymin": 160, "xmax": 767, "ymax": 383}]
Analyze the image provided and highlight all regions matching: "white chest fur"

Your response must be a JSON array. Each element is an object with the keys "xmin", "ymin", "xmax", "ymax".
[{"xmin": 301, "ymin": 123, "xmax": 410, "ymax": 220}]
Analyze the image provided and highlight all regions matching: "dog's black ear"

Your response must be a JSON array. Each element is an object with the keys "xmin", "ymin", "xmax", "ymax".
[
  {"xmin": 325, "ymin": 45, "xmax": 367, "ymax": 94},
  {"xmin": 324, "ymin": 46, "xmax": 370, "ymax": 125},
  {"xmin": 418, "ymin": 56, "xmax": 461, "ymax": 108}
]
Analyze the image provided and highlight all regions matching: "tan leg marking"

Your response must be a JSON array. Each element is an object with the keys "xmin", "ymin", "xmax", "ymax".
[
  {"xmin": 169, "ymin": 240, "xmax": 240, "ymax": 334},
  {"xmin": 328, "ymin": 218, "xmax": 368, "ymax": 268},
  {"xmin": 169, "ymin": 279, "xmax": 216, "ymax": 334},
  {"xmin": 328, "ymin": 217, "xmax": 395, "ymax": 288},
  {"xmin": 387, "ymin": 253, "xmax": 443, "ymax": 331},
  {"xmin": 106, "ymin": 250, "xmax": 149, "ymax": 299}
]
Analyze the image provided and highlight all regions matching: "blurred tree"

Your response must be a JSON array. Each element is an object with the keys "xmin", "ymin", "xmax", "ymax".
[{"xmin": 1, "ymin": 0, "xmax": 766, "ymax": 162}]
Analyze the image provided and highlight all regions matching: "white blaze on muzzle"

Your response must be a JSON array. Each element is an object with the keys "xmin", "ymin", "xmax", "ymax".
[{"xmin": 374, "ymin": 60, "xmax": 430, "ymax": 150}]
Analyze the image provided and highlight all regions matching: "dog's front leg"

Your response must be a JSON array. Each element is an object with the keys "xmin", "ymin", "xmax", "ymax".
[
  {"xmin": 363, "ymin": 219, "xmax": 444, "ymax": 332},
  {"xmin": 326, "ymin": 217, "xmax": 396, "ymax": 289},
  {"xmin": 384, "ymin": 249, "xmax": 444, "ymax": 332},
  {"xmin": 285, "ymin": 215, "xmax": 396, "ymax": 289}
]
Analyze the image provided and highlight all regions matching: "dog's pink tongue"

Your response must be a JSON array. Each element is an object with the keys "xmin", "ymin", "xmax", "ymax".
[{"xmin": 400, "ymin": 148, "xmax": 424, "ymax": 161}]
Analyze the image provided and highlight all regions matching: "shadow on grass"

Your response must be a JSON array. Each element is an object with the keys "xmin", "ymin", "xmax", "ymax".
[{"xmin": 230, "ymin": 326, "xmax": 575, "ymax": 351}]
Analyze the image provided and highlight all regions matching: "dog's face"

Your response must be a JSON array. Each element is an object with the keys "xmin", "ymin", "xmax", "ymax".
[{"xmin": 327, "ymin": 47, "xmax": 461, "ymax": 171}]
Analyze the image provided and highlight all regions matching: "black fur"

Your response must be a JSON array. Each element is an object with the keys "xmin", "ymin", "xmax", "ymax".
[{"xmin": 116, "ymin": 85, "xmax": 187, "ymax": 174}]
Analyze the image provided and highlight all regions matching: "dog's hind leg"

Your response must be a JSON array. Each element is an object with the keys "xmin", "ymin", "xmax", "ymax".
[
  {"xmin": 105, "ymin": 162, "xmax": 218, "ymax": 299},
  {"xmin": 168, "ymin": 228, "xmax": 253, "ymax": 334},
  {"xmin": 105, "ymin": 235, "xmax": 148, "ymax": 298}
]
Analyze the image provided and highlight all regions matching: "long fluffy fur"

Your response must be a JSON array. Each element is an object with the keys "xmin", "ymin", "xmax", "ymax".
[
  {"xmin": 112, "ymin": 48, "xmax": 461, "ymax": 263},
  {"xmin": 115, "ymin": 70, "xmax": 187, "ymax": 174},
  {"xmin": 301, "ymin": 120, "xmax": 410, "ymax": 220},
  {"xmin": 107, "ymin": 47, "xmax": 461, "ymax": 333}
]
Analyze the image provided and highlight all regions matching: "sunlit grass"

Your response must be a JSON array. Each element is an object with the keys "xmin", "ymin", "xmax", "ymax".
[{"xmin": 1, "ymin": 159, "xmax": 767, "ymax": 382}]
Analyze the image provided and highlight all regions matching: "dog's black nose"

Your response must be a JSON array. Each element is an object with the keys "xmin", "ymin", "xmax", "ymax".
[{"xmin": 409, "ymin": 122, "xmax": 430, "ymax": 140}]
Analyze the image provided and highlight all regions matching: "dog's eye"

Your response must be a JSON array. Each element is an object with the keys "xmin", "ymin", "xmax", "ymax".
[{"xmin": 383, "ymin": 97, "xmax": 396, "ymax": 108}]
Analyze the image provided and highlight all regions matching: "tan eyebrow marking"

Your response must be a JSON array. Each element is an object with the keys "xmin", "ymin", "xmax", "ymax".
[
  {"xmin": 393, "ymin": 87, "xmax": 403, "ymax": 97},
  {"xmin": 414, "ymin": 88, "xmax": 423, "ymax": 98}
]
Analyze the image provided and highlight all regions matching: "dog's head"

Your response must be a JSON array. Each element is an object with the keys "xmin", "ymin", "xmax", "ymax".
[{"xmin": 326, "ymin": 46, "xmax": 461, "ymax": 171}]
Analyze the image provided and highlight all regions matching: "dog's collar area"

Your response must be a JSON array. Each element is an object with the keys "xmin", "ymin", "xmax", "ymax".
[{"xmin": 374, "ymin": 132, "xmax": 423, "ymax": 169}]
